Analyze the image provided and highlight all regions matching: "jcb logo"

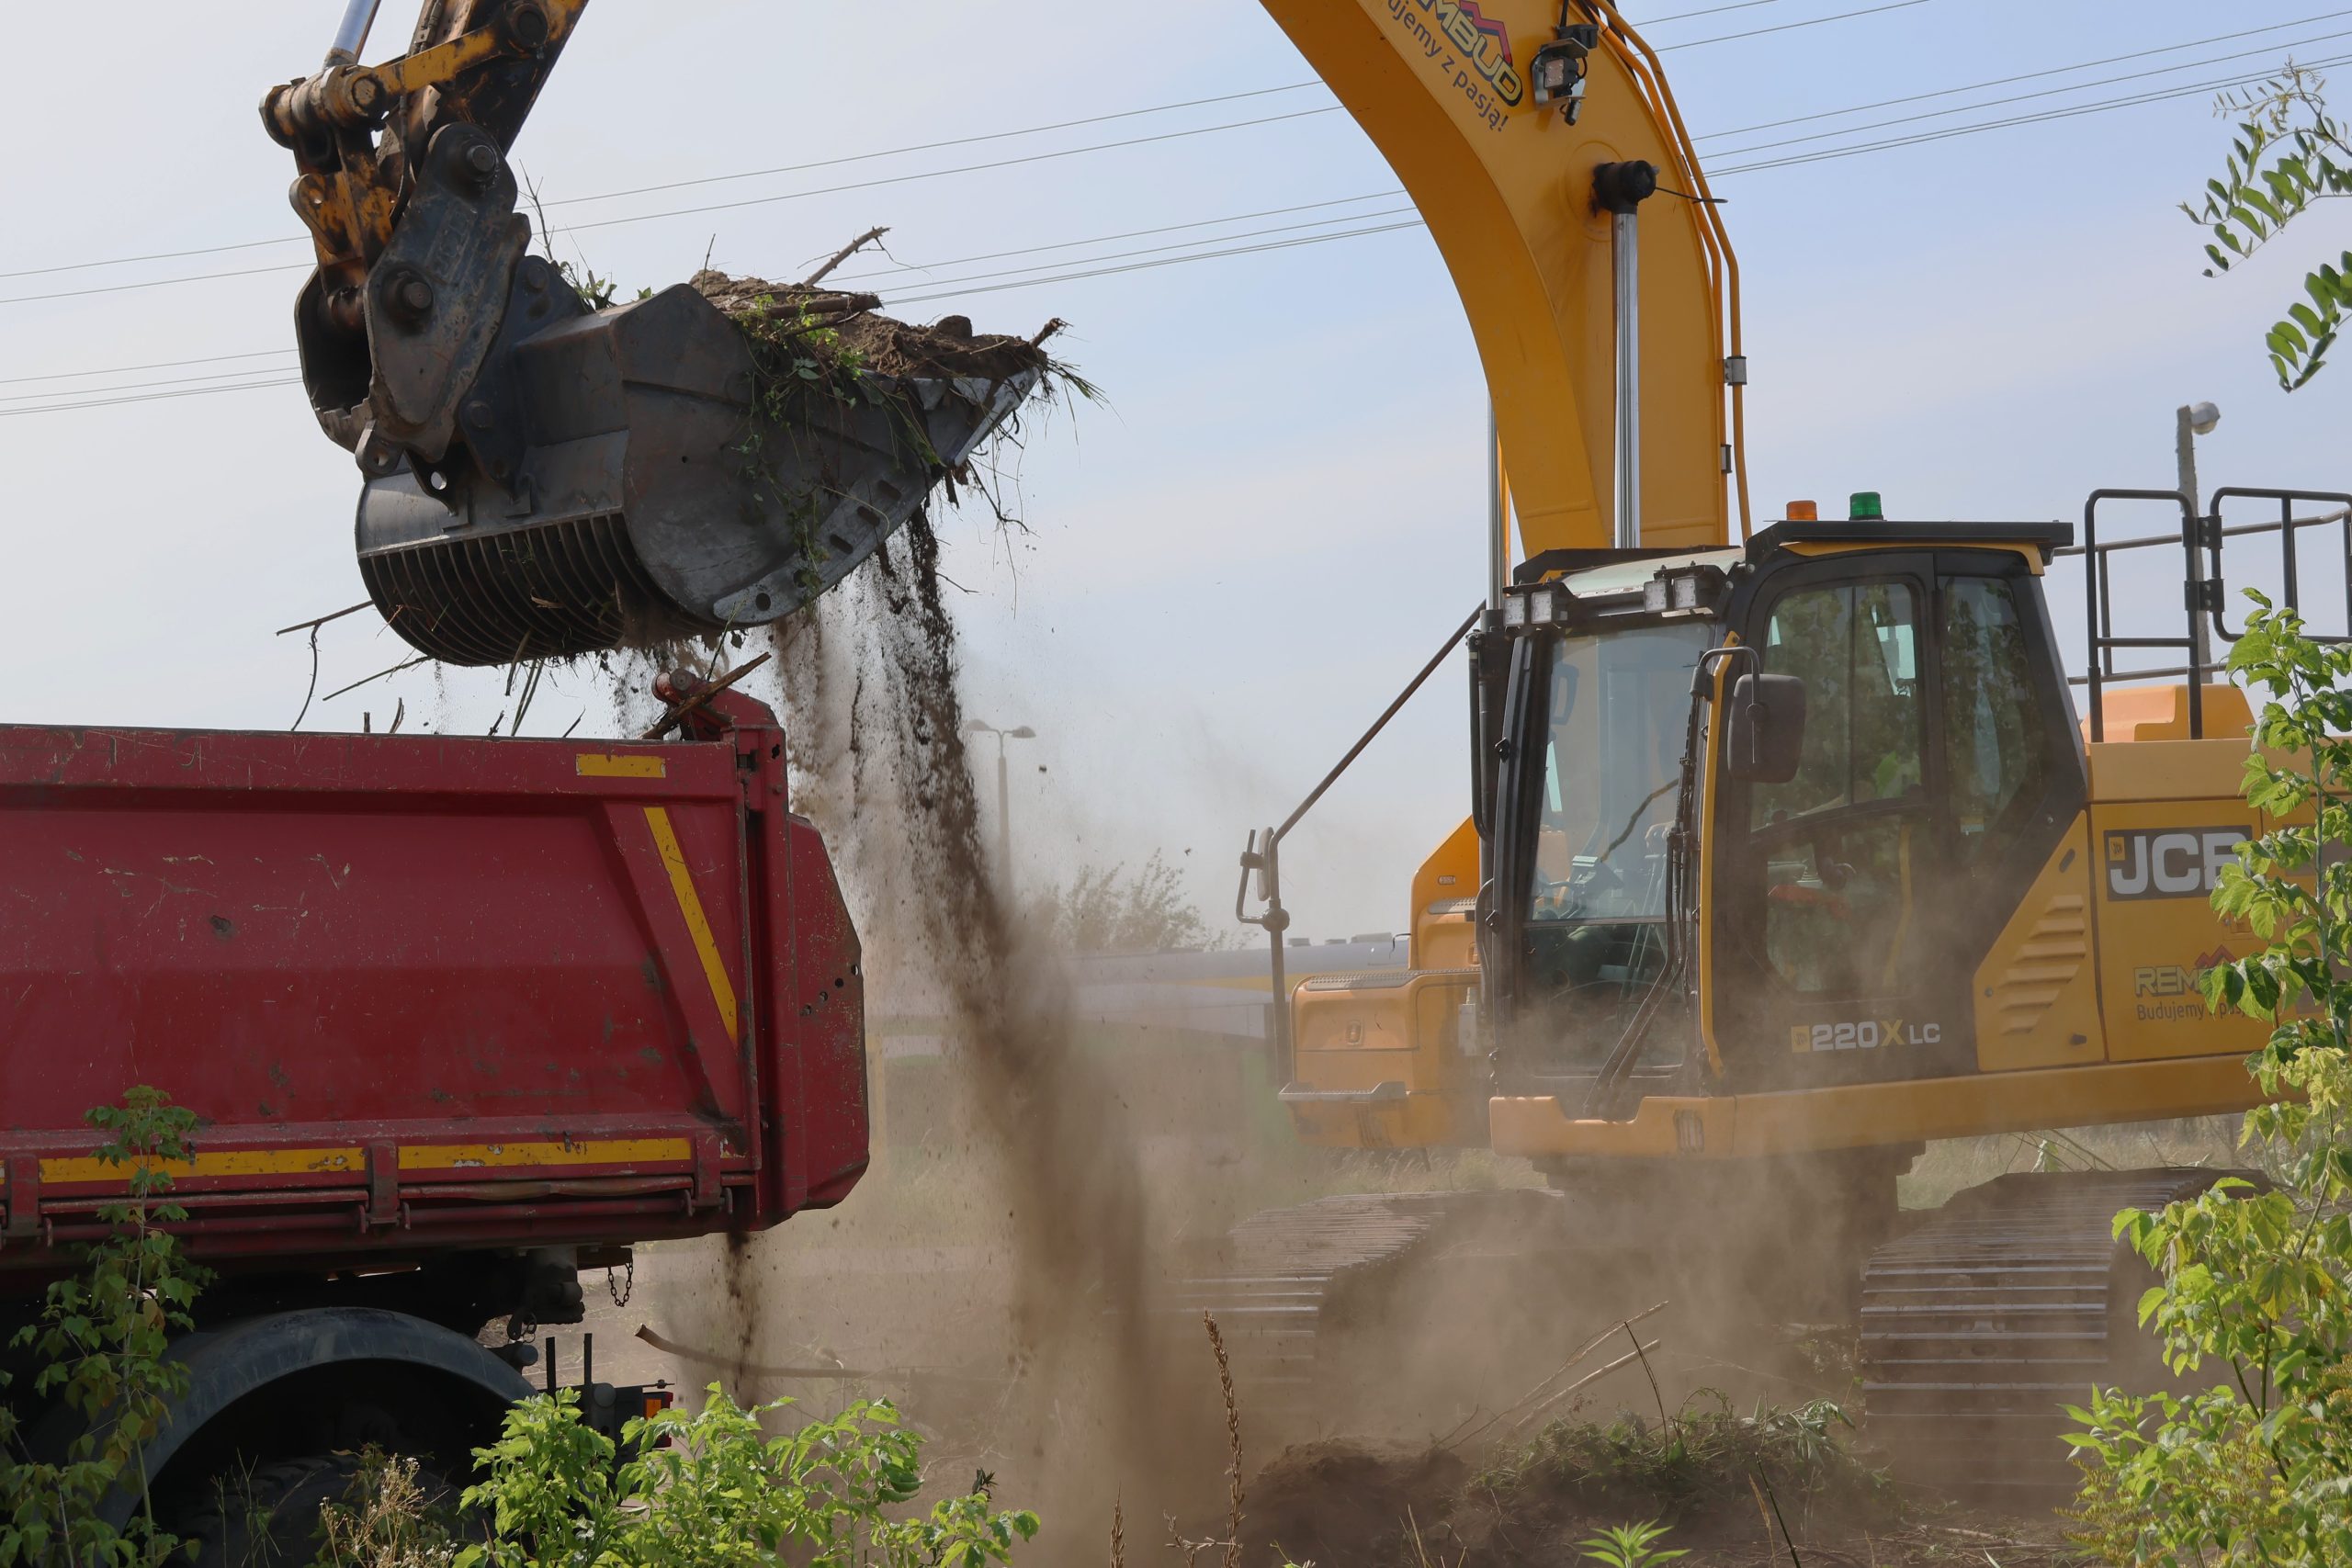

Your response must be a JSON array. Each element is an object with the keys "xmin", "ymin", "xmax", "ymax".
[
  {"xmin": 2104, "ymin": 827, "xmax": 2248, "ymax": 901},
  {"xmin": 1790, "ymin": 1019, "xmax": 1943, "ymax": 1053}
]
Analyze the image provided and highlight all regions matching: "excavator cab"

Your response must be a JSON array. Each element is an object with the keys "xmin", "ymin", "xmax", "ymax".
[
  {"xmin": 1482, "ymin": 523, "xmax": 2087, "ymax": 1123},
  {"xmin": 263, "ymin": 1, "xmax": 1042, "ymax": 664},
  {"xmin": 1260, "ymin": 485, "xmax": 2350, "ymax": 1167}
]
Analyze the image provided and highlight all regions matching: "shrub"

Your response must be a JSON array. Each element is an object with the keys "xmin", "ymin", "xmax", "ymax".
[
  {"xmin": 2066, "ymin": 593, "xmax": 2352, "ymax": 1564},
  {"xmin": 458, "ymin": 1383, "xmax": 1037, "ymax": 1568}
]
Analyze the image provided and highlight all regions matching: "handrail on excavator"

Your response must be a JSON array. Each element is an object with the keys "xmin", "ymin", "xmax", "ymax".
[
  {"xmin": 2065, "ymin": 486, "xmax": 2352, "ymax": 741},
  {"xmin": 1238, "ymin": 604, "xmax": 1484, "ymax": 1076}
]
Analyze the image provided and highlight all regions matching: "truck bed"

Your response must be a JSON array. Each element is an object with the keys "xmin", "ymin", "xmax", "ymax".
[{"xmin": 0, "ymin": 690, "xmax": 867, "ymax": 1281}]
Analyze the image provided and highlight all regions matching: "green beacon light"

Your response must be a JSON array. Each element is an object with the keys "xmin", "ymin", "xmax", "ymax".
[{"xmin": 1849, "ymin": 491, "xmax": 1884, "ymax": 522}]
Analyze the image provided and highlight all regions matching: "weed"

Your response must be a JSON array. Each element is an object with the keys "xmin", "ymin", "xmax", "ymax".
[
  {"xmin": 0, "ymin": 1088, "xmax": 210, "ymax": 1568},
  {"xmin": 1576, "ymin": 1518, "xmax": 1688, "ymax": 1568},
  {"xmin": 319, "ymin": 1450, "xmax": 460, "ymax": 1568}
]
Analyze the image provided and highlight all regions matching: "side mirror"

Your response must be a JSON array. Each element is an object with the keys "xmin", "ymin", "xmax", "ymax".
[{"xmin": 1725, "ymin": 672, "xmax": 1806, "ymax": 784}]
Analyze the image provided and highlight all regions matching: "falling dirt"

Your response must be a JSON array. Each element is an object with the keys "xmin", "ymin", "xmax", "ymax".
[{"xmin": 679, "ymin": 511, "xmax": 1229, "ymax": 1560}]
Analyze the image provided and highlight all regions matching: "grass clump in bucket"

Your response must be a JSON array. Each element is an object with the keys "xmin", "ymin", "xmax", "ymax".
[{"xmin": 689, "ymin": 261, "xmax": 1097, "ymax": 598}]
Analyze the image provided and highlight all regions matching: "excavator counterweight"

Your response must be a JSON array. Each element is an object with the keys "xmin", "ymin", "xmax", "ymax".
[{"xmin": 267, "ymin": 1, "xmax": 1042, "ymax": 665}]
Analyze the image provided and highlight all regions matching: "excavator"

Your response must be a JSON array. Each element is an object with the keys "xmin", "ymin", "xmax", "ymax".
[{"xmin": 262, "ymin": 0, "xmax": 2346, "ymax": 1487}]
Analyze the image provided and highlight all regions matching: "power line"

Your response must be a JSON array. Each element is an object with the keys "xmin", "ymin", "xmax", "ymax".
[
  {"xmin": 1661, "ymin": 0, "xmax": 1930, "ymax": 51},
  {"xmin": 6, "ymin": 21, "xmax": 2323, "ymax": 419},
  {"xmin": 542, "ymin": 107, "xmax": 1351, "ymax": 243},
  {"xmin": 0, "ymin": 376, "xmax": 304, "ymax": 420},
  {"xmin": 1712, "ymin": 50, "xmax": 2352, "ymax": 174},
  {"xmin": 838, "ymin": 206, "xmax": 1420, "ymax": 294},
  {"xmin": 817, "ymin": 190, "xmax": 1406, "ymax": 283},
  {"xmin": 0, "ymin": 364, "xmax": 302, "ymax": 405},
  {"xmin": 0, "ymin": 345, "xmax": 295, "ymax": 388},
  {"xmin": 882, "ymin": 220, "xmax": 1430, "ymax": 309},
  {"xmin": 0, "ymin": 81, "xmax": 1337, "ymax": 283},
  {"xmin": 0, "ymin": 192, "xmax": 1415, "ymax": 397},
  {"xmin": 0, "ymin": 105, "xmax": 1350, "ymax": 309},
  {"xmin": 1710, "ymin": 25, "xmax": 2352, "ymax": 159},
  {"xmin": 1641, "ymin": 0, "xmax": 1785, "ymax": 25},
  {"xmin": 3, "ymin": 10, "xmax": 2326, "ymax": 390},
  {"xmin": 0, "ymin": 0, "xmax": 1926, "ymax": 289},
  {"xmin": 0, "ymin": 258, "xmax": 311, "ymax": 308},
  {"xmin": 538, "ymin": 84, "xmax": 1332, "ymax": 213},
  {"xmin": 0, "ymin": 220, "xmax": 1435, "ymax": 417},
  {"xmin": 1695, "ymin": 6, "xmax": 2352, "ymax": 140}
]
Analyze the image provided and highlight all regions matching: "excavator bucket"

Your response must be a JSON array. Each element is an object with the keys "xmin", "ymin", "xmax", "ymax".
[
  {"xmin": 279, "ymin": 101, "xmax": 1043, "ymax": 666},
  {"xmin": 336, "ymin": 249, "xmax": 1042, "ymax": 665}
]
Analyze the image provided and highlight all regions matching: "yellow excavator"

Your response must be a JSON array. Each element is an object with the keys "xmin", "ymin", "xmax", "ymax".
[
  {"xmin": 1217, "ymin": 0, "xmax": 2350, "ymax": 1487},
  {"xmin": 263, "ymin": 0, "xmax": 2347, "ymax": 1485}
]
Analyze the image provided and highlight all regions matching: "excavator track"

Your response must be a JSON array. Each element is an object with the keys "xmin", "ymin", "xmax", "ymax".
[
  {"xmin": 1166, "ymin": 1190, "xmax": 1569, "ymax": 1429},
  {"xmin": 1859, "ymin": 1168, "xmax": 2243, "ymax": 1494}
]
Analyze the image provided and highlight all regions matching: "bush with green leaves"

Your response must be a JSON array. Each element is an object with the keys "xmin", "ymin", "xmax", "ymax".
[
  {"xmin": 456, "ymin": 1383, "xmax": 1036, "ymax": 1568},
  {"xmin": 0, "ymin": 1088, "xmax": 209, "ymax": 1568},
  {"xmin": 2185, "ymin": 64, "xmax": 2352, "ymax": 389},
  {"xmin": 2066, "ymin": 593, "xmax": 2352, "ymax": 1565}
]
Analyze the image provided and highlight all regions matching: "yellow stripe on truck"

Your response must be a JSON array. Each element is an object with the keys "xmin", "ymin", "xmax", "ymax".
[
  {"xmin": 28, "ymin": 1141, "xmax": 695, "ymax": 1188},
  {"xmin": 643, "ymin": 805, "xmax": 741, "ymax": 1043},
  {"xmin": 39, "ymin": 1147, "xmax": 362, "ymax": 1184},
  {"xmin": 399, "ymin": 1138, "xmax": 694, "ymax": 1171},
  {"xmin": 576, "ymin": 753, "xmax": 667, "ymax": 778}
]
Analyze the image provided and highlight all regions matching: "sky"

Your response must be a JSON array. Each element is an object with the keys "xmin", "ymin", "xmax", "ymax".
[{"xmin": 3, "ymin": 1, "xmax": 2349, "ymax": 942}]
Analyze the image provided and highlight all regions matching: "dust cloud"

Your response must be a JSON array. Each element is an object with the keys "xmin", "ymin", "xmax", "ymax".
[{"xmin": 652, "ymin": 522, "xmax": 1219, "ymax": 1556}]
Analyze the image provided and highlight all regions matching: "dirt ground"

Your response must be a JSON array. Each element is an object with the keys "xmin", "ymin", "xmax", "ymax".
[
  {"xmin": 525, "ymin": 1232, "xmax": 2086, "ymax": 1568},
  {"xmin": 1244, "ymin": 1439, "xmax": 2074, "ymax": 1568}
]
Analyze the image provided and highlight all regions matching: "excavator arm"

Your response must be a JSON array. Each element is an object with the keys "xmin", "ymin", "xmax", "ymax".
[
  {"xmin": 262, "ymin": 1, "xmax": 1046, "ymax": 666},
  {"xmin": 262, "ymin": 2, "xmax": 1742, "ymax": 665},
  {"xmin": 1260, "ymin": 0, "xmax": 1749, "ymax": 552}
]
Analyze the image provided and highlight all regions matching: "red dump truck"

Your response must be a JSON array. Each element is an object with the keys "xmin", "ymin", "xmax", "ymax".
[{"xmin": 0, "ymin": 683, "xmax": 867, "ymax": 1544}]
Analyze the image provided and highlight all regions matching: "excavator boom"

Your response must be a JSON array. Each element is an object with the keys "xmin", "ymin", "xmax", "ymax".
[{"xmin": 1261, "ymin": 0, "xmax": 1748, "ymax": 551}]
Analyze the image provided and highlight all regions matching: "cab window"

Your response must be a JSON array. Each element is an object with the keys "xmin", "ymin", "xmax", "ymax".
[
  {"xmin": 1748, "ymin": 581, "xmax": 1926, "ymax": 998},
  {"xmin": 1752, "ymin": 582, "xmax": 1923, "ymax": 829},
  {"xmin": 1939, "ymin": 576, "xmax": 2045, "ymax": 866}
]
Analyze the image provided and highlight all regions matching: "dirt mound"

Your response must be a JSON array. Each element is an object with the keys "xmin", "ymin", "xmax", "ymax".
[
  {"xmin": 1244, "ymin": 1442, "xmax": 1466, "ymax": 1568},
  {"xmin": 689, "ymin": 269, "xmax": 1048, "ymax": 382}
]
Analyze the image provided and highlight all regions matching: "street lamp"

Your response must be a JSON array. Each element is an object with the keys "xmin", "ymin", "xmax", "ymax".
[
  {"xmin": 960, "ymin": 720, "xmax": 1036, "ymax": 879},
  {"xmin": 2177, "ymin": 401, "xmax": 2222, "ymax": 674}
]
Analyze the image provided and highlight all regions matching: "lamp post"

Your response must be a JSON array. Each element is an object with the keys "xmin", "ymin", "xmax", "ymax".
[
  {"xmin": 960, "ymin": 720, "xmax": 1036, "ymax": 880},
  {"xmin": 2177, "ymin": 400, "xmax": 2222, "ymax": 676}
]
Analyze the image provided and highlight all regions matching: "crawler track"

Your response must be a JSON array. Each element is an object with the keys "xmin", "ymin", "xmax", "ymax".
[
  {"xmin": 1166, "ymin": 1190, "xmax": 1565, "ymax": 1427},
  {"xmin": 1859, "ymin": 1168, "xmax": 2242, "ymax": 1493}
]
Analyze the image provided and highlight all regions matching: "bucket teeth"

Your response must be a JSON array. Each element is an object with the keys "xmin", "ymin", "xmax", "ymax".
[{"xmin": 359, "ymin": 513, "xmax": 672, "ymax": 666}]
